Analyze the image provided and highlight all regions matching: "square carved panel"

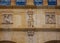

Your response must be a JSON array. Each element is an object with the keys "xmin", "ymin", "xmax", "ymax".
[
  {"xmin": 45, "ymin": 12, "xmax": 56, "ymax": 24},
  {"xmin": 2, "ymin": 14, "xmax": 13, "ymax": 24}
]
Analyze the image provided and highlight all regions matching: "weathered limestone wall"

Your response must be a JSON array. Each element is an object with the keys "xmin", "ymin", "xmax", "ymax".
[
  {"xmin": 0, "ymin": 31, "xmax": 60, "ymax": 43},
  {"xmin": 0, "ymin": 9, "xmax": 60, "ymax": 28}
]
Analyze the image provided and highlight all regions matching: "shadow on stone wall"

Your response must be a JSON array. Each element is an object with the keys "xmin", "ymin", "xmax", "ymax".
[
  {"xmin": 0, "ymin": 40, "xmax": 16, "ymax": 43},
  {"xmin": 45, "ymin": 40, "xmax": 60, "ymax": 43}
]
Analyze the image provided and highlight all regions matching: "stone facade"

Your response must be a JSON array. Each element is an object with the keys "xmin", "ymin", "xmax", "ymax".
[
  {"xmin": 0, "ymin": 0, "xmax": 60, "ymax": 43},
  {"xmin": 0, "ymin": 31, "xmax": 60, "ymax": 43},
  {"xmin": 0, "ymin": 9, "xmax": 60, "ymax": 28}
]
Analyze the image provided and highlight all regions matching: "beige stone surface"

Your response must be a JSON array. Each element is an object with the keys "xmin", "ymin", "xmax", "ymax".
[
  {"xmin": 11, "ymin": 0, "xmax": 16, "ymax": 6},
  {"xmin": 43, "ymin": 0, "xmax": 48, "ymax": 6},
  {"xmin": 0, "ymin": 0, "xmax": 60, "ymax": 43},
  {"xmin": 0, "ymin": 9, "xmax": 60, "ymax": 28},
  {"xmin": 0, "ymin": 31, "xmax": 60, "ymax": 43},
  {"xmin": 57, "ymin": 0, "xmax": 60, "ymax": 6},
  {"xmin": 26, "ymin": 0, "xmax": 34, "ymax": 5}
]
